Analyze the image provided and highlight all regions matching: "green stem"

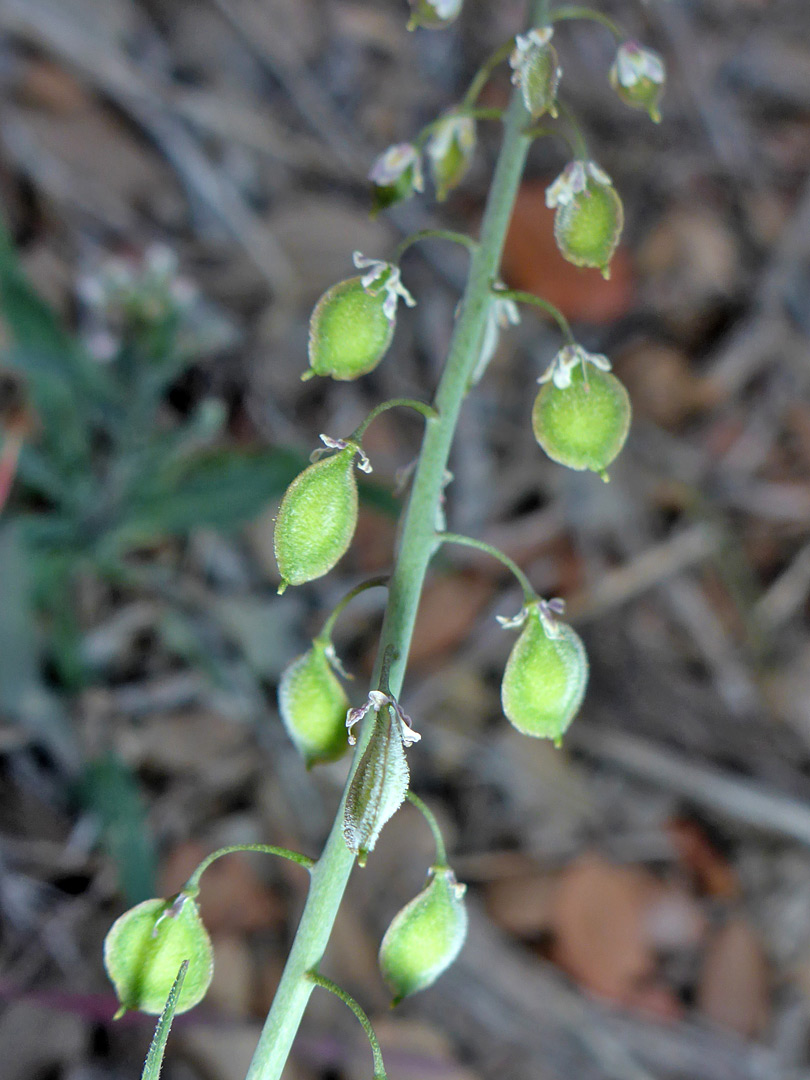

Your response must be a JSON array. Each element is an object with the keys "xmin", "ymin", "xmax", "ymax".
[
  {"xmin": 556, "ymin": 100, "xmax": 590, "ymax": 160},
  {"xmin": 183, "ymin": 845, "xmax": 314, "ymax": 896},
  {"xmin": 550, "ymin": 5, "xmax": 624, "ymax": 40},
  {"xmin": 406, "ymin": 792, "xmax": 448, "ymax": 866},
  {"xmin": 461, "ymin": 38, "xmax": 516, "ymax": 110},
  {"xmin": 439, "ymin": 531, "xmax": 537, "ymax": 604},
  {"xmin": 306, "ymin": 972, "xmax": 388, "ymax": 1080},
  {"xmin": 392, "ymin": 229, "xmax": 478, "ymax": 263},
  {"xmin": 493, "ymin": 287, "xmax": 575, "ymax": 345},
  {"xmin": 316, "ymin": 577, "xmax": 389, "ymax": 645},
  {"xmin": 350, "ymin": 398, "xmax": 437, "ymax": 442},
  {"xmin": 244, "ymin": 5, "xmax": 544, "ymax": 1077},
  {"xmin": 523, "ymin": 122, "xmax": 579, "ymax": 159}
]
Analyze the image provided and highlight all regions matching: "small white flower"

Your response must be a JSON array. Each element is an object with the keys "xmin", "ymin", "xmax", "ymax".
[
  {"xmin": 538, "ymin": 345, "xmax": 611, "ymax": 389},
  {"xmin": 509, "ymin": 27, "xmax": 554, "ymax": 75},
  {"xmin": 473, "ymin": 284, "xmax": 521, "ymax": 383},
  {"xmin": 615, "ymin": 42, "xmax": 665, "ymax": 89},
  {"xmin": 310, "ymin": 434, "xmax": 372, "ymax": 473},
  {"xmin": 368, "ymin": 143, "xmax": 424, "ymax": 192},
  {"xmin": 346, "ymin": 691, "xmax": 421, "ymax": 747},
  {"xmin": 352, "ymin": 252, "xmax": 416, "ymax": 321}
]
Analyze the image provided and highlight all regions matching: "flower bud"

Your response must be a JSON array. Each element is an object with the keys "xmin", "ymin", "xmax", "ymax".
[
  {"xmin": 369, "ymin": 143, "xmax": 424, "ymax": 216},
  {"xmin": 610, "ymin": 42, "xmax": 665, "ymax": 123},
  {"xmin": 379, "ymin": 865, "xmax": 468, "ymax": 1004},
  {"xmin": 274, "ymin": 438, "xmax": 369, "ymax": 591},
  {"xmin": 305, "ymin": 253, "xmax": 415, "ymax": 381},
  {"xmin": 278, "ymin": 641, "xmax": 350, "ymax": 767},
  {"xmin": 426, "ymin": 114, "xmax": 476, "ymax": 202},
  {"xmin": 344, "ymin": 692, "xmax": 421, "ymax": 865},
  {"xmin": 545, "ymin": 161, "xmax": 624, "ymax": 278},
  {"xmin": 509, "ymin": 28, "xmax": 561, "ymax": 119},
  {"xmin": 103, "ymin": 895, "xmax": 213, "ymax": 1017},
  {"xmin": 407, "ymin": 0, "xmax": 462, "ymax": 31},
  {"xmin": 500, "ymin": 602, "xmax": 588, "ymax": 744},
  {"xmin": 532, "ymin": 346, "xmax": 631, "ymax": 476}
]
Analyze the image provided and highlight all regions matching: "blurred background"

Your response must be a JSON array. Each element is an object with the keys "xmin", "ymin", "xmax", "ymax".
[{"xmin": 1, "ymin": 0, "xmax": 810, "ymax": 1077}]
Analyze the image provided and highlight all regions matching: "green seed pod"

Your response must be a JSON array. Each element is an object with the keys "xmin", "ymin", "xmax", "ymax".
[
  {"xmin": 509, "ymin": 28, "xmax": 561, "ymax": 119},
  {"xmin": 278, "ymin": 641, "xmax": 350, "ymax": 767},
  {"xmin": 344, "ymin": 692, "xmax": 421, "ymax": 865},
  {"xmin": 274, "ymin": 441, "xmax": 365, "ymax": 591},
  {"xmin": 546, "ymin": 161, "xmax": 624, "ymax": 278},
  {"xmin": 305, "ymin": 254, "xmax": 415, "ymax": 381},
  {"xmin": 379, "ymin": 865, "xmax": 468, "ymax": 1004},
  {"xmin": 610, "ymin": 42, "xmax": 666, "ymax": 124},
  {"xmin": 103, "ymin": 895, "xmax": 213, "ymax": 1017},
  {"xmin": 426, "ymin": 114, "xmax": 476, "ymax": 202},
  {"xmin": 532, "ymin": 347, "xmax": 631, "ymax": 476},
  {"xmin": 407, "ymin": 0, "xmax": 462, "ymax": 31},
  {"xmin": 500, "ymin": 603, "xmax": 588, "ymax": 744},
  {"xmin": 369, "ymin": 143, "xmax": 424, "ymax": 217}
]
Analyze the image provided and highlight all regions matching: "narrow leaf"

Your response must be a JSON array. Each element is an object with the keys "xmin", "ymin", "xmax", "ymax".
[{"xmin": 141, "ymin": 960, "xmax": 188, "ymax": 1080}]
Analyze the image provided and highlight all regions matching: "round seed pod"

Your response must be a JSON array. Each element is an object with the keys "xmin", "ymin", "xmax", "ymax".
[
  {"xmin": 278, "ymin": 642, "xmax": 350, "ymax": 767},
  {"xmin": 307, "ymin": 276, "xmax": 395, "ymax": 381},
  {"xmin": 547, "ymin": 163, "xmax": 624, "ymax": 278},
  {"xmin": 104, "ymin": 896, "xmax": 213, "ymax": 1016},
  {"xmin": 379, "ymin": 866, "xmax": 468, "ymax": 1004},
  {"xmin": 501, "ymin": 607, "xmax": 588, "ymax": 743},
  {"xmin": 532, "ymin": 362, "xmax": 631, "ymax": 476},
  {"xmin": 407, "ymin": 0, "xmax": 462, "ymax": 30},
  {"xmin": 274, "ymin": 447, "xmax": 359, "ymax": 590}
]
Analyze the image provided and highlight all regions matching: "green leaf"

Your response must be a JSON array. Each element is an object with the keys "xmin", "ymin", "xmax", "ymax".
[
  {"xmin": 81, "ymin": 753, "xmax": 157, "ymax": 905},
  {"xmin": 141, "ymin": 961, "xmax": 188, "ymax": 1080}
]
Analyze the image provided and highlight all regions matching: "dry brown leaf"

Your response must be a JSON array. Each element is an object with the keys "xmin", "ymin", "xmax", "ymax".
[
  {"xmin": 502, "ymin": 180, "xmax": 635, "ymax": 324},
  {"xmin": 697, "ymin": 916, "xmax": 771, "ymax": 1037},
  {"xmin": 160, "ymin": 841, "xmax": 285, "ymax": 935},
  {"xmin": 549, "ymin": 852, "xmax": 657, "ymax": 1002}
]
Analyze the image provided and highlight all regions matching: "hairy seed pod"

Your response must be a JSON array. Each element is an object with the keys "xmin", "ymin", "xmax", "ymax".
[
  {"xmin": 274, "ymin": 447, "xmax": 359, "ymax": 591},
  {"xmin": 307, "ymin": 277, "xmax": 395, "ymax": 381},
  {"xmin": 510, "ymin": 28, "xmax": 561, "ymax": 119},
  {"xmin": 379, "ymin": 866, "xmax": 468, "ymax": 1004},
  {"xmin": 427, "ymin": 114, "xmax": 476, "ymax": 202},
  {"xmin": 278, "ymin": 642, "xmax": 350, "ymax": 767},
  {"xmin": 407, "ymin": 0, "xmax": 462, "ymax": 31},
  {"xmin": 103, "ymin": 896, "xmax": 213, "ymax": 1016},
  {"xmin": 546, "ymin": 161, "xmax": 624, "ymax": 278},
  {"xmin": 344, "ymin": 707, "xmax": 410, "ymax": 866},
  {"xmin": 532, "ymin": 361, "xmax": 631, "ymax": 476},
  {"xmin": 501, "ymin": 606, "xmax": 588, "ymax": 743},
  {"xmin": 610, "ymin": 42, "xmax": 666, "ymax": 124}
]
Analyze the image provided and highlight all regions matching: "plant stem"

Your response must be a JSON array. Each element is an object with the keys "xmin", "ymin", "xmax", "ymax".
[
  {"xmin": 406, "ymin": 792, "xmax": 448, "ymax": 866},
  {"xmin": 550, "ymin": 5, "xmax": 623, "ymax": 39},
  {"xmin": 183, "ymin": 845, "xmax": 314, "ymax": 895},
  {"xmin": 438, "ymin": 530, "xmax": 537, "ymax": 605},
  {"xmin": 392, "ymin": 229, "xmax": 478, "ymax": 263},
  {"xmin": 492, "ymin": 286, "xmax": 575, "ymax": 345},
  {"xmin": 316, "ymin": 576, "xmax": 389, "ymax": 646},
  {"xmin": 306, "ymin": 972, "xmax": 388, "ymax": 1080},
  {"xmin": 244, "ymin": 5, "xmax": 543, "ymax": 1077},
  {"xmin": 350, "ymin": 398, "xmax": 437, "ymax": 442}
]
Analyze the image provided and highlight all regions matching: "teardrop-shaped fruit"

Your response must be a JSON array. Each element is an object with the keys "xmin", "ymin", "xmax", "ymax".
[
  {"xmin": 306, "ymin": 277, "xmax": 395, "ymax": 380},
  {"xmin": 532, "ymin": 362, "xmax": 631, "ymax": 475},
  {"xmin": 501, "ymin": 607, "xmax": 588, "ymax": 742},
  {"xmin": 104, "ymin": 896, "xmax": 213, "ymax": 1016},
  {"xmin": 278, "ymin": 642, "xmax": 350, "ymax": 767},
  {"xmin": 274, "ymin": 448, "xmax": 358, "ymax": 590},
  {"xmin": 553, "ymin": 173, "xmax": 623, "ymax": 277},
  {"xmin": 407, "ymin": 0, "xmax": 462, "ymax": 30},
  {"xmin": 379, "ymin": 865, "xmax": 468, "ymax": 1004},
  {"xmin": 510, "ymin": 30, "xmax": 561, "ymax": 119},
  {"xmin": 610, "ymin": 42, "xmax": 666, "ymax": 123}
]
